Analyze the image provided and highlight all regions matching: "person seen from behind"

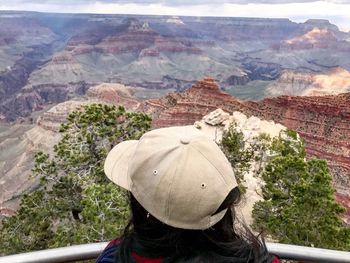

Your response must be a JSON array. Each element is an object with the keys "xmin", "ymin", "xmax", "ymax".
[{"xmin": 97, "ymin": 126, "xmax": 280, "ymax": 263}]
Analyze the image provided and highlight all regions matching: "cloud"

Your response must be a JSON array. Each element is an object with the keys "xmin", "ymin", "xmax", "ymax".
[
  {"xmin": 2, "ymin": 0, "xmax": 350, "ymax": 6},
  {"xmin": 157, "ymin": 0, "xmax": 350, "ymax": 4},
  {"xmin": 1, "ymin": 0, "xmax": 350, "ymax": 31}
]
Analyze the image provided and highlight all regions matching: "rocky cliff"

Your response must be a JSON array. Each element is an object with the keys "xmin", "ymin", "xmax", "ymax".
[
  {"xmin": 1, "ymin": 82, "xmax": 89, "ymax": 121},
  {"xmin": 1, "ymin": 78, "xmax": 350, "ymax": 221},
  {"xmin": 86, "ymin": 83, "xmax": 141, "ymax": 109},
  {"xmin": 89, "ymin": 20, "xmax": 202, "ymax": 56},
  {"xmin": 97, "ymin": 79, "xmax": 350, "ymax": 222},
  {"xmin": 0, "ymin": 123, "xmax": 60, "ymax": 213},
  {"xmin": 2, "ymin": 12, "xmax": 350, "ymax": 120},
  {"xmin": 0, "ymin": 82, "xmax": 145, "ymax": 213},
  {"xmin": 193, "ymin": 109, "xmax": 287, "ymax": 226},
  {"xmin": 280, "ymin": 27, "xmax": 350, "ymax": 50},
  {"xmin": 266, "ymin": 67, "xmax": 350, "ymax": 96},
  {"xmin": 135, "ymin": 79, "xmax": 350, "ymax": 222},
  {"xmin": 244, "ymin": 93, "xmax": 350, "ymax": 222},
  {"xmin": 139, "ymin": 78, "xmax": 248, "ymax": 127}
]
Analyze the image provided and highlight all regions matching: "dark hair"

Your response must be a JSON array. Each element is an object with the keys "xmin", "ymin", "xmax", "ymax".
[{"xmin": 117, "ymin": 187, "xmax": 272, "ymax": 263}]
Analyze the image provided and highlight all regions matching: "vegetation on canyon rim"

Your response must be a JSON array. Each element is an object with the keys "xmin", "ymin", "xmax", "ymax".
[
  {"xmin": 0, "ymin": 104, "xmax": 151, "ymax": 254},
  {"xmin": 221, "ymin": 125, "xmax": 350, "ymax": 250},
  {"xmin": 0, "ymin": 104, "xmax": 349, "ymax": 255}
]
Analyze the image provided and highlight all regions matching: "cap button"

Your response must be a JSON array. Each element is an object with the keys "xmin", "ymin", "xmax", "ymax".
[{"xmin": 180, "ymin": 138, "xmax": 190, "ymax": 144}]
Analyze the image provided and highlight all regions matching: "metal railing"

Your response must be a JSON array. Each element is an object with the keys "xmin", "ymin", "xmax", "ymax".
[
  {"xmin": 0, "ymin": 243, "xmax": 107, "ymax": 263},
  {"xmin": 0, "ymin": 242, "xmax": 349, "ymax": 263}
]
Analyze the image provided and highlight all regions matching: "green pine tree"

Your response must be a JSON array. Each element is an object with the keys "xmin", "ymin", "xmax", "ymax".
[
  {"xmin": 252, "ymin": 132, "xmax": 350, "ymax": 250},
  {"xmin": 0, "ymin": 104, "xmax": 151, "ymax": 255},
  {"xmin": 221, "ymin": 124, "xmax": 350, "ymax": 250}
]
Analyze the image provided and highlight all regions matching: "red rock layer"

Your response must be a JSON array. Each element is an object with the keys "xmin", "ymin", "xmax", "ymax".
[
  {"xmin": 138, "ymin": 78, "xmax": 247, "ymax": 127},
  {"xmin": 96, "ymin": 30, "xmax": 158, "ymax": 54},
  {"xmin": 136, "ymin": 78, "xmax": 350, "ymax": 222},
  {"xmin": 243, "ymin": 94, "xmax": 350, "ymax": 222},
  {"xmin": 244, "ymin": 94, "xmax": 350, "ymax": 172},
  {"xmin": 87, "ymin": 84, "xmax": 140, "ymax": 109},
  {"xmin": 66, "ymin": 26, "xmax": 202, "ymax": 56}
]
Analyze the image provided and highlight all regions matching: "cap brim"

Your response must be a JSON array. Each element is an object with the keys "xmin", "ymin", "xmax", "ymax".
[{"xmin": 104, "ymin": 140, "xmax": 138, "ymax": 190}]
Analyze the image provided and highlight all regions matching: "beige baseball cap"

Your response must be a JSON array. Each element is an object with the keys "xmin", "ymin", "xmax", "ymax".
[{"xmin": 104, "ymin": 125, "xmax": 237, "ymax": 230}]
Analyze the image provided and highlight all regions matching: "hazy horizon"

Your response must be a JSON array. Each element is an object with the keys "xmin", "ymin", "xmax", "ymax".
[{"xmin": 0, "ymin": 0, "xmax": 349, "ymax": 31}]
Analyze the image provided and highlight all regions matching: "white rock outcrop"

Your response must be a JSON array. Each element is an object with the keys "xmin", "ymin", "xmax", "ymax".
[
  {"xmin": 202, "ymin": 108, "xmax": 230, "ymax": 126},
  {"xmin": 194, "ymin": 109, "xmax": 287, "ymax": 226}
]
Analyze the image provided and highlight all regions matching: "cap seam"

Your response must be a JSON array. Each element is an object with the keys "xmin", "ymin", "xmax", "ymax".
[
  {"xmin": 189, "ymin": 144, "xmax": 232, "ymax": 226},
  {"xmin": 190, "ymin": 144, "xmax": 231, "ymax": 188},
  {"xmin": 128, "ymin": 142, "xmax": 140, "ymax": 191},
  {"xmin": 164, "ymin": 145, "xmax": 185, "ymax": 224}
]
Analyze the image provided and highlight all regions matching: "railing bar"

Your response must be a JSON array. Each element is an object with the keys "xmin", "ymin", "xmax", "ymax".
[
  {"xmin": 0, "ymin": 243, "xmax": 108, "ymax": 263},
  {"xmin": 266, "ymin": 243, "xmax": 350, "ymax": 263},
  {"xmin": 1, "ymin": 242, "xmax": 350, "ymax": 263}
]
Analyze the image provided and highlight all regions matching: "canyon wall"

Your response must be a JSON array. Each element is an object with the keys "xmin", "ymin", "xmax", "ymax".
[
  {"xmin": 2, "ymin": 12, "xmax": 350, "ymax": 121},
  {"xmin": 137, "ymin": 78, "xmax": 350, "ymax": 222},
  {"xmin": 266, "ymin": 67, "xmax": 350, "ymax": 97},
  {"xmin": 244, "ymin": 93, "xmax": 350, "ymax": 222},
  {"xmin": 1, "ymin": 79, "xmax": 349, "ymax": 222}
]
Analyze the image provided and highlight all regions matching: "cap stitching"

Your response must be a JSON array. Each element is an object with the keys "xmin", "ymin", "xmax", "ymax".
[
  {"xmin": 164, "ymin": 145, "xmax": 186, "ymax": 224},
  {"xmin": 188, "ymin": 144, "xmax": 231, "ymax": 229},
  {"xmin": 128, "ymin": 142, "xmax": 140, "ymax": 191},
  {"xmin": 190, "ymin": 144, "xmax": 231, "ymax": 187}
]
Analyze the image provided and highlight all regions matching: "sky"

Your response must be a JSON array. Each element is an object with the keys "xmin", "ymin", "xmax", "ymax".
[{"xmin": 0, "ymin": 0, "xmax": 349, "ymax": 31}]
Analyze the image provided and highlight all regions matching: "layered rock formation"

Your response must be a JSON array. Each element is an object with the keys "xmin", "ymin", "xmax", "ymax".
[
  {"xmin": 0, "ymin": 82, "xmax": 145, "ymax": 212},
  {"xmin": 1, "ymin": 10, "xmax": 350, "ymax": 219},
  {"xmin": 139, "ymin": 78, "xmax": 248, "ymax": 127},
  {"xmin": 2, "ymin": 12, "xmax": 350, "ymax": 120},
  {"xmin": 1, "ymin": 78, "xmax": 350, "ymax": 221},
  {"xmin": 90, "ymin": 20, "xmax": 202, "ymax": 56},
  {"xmin": 244, "ymin": 93, "xmax": 350, "ymax": 222},
  {"xmin": 0, "ymin": 13, "xmax": 59, "ymax": 121},
  {"xmin": 0, "ymin": 123, "xmax": 60, "ymax": 212},
  {"xmin": 1, "ymin": 99, "xmax": 91, "ymax": 213},
  {"xmin": 86, "ymin": 83, "xmax": 141, "ymax": 109},
  {"xmin": 37, "ymin": 101, "xmax": 88, "ymax": 132},
  {"xmin": 136, "ymin": 78, "xmax": 350, "ymax": 222},
  {"xmin": 140, "ymin": 78, "xmax": 350, "ymax": 178},
  {"xmin": 281, "ymin": 28, "xmax": 339, "ymax": 49},
  {"xmin": 302, "ymin": 19, "xmax": 340, "ymax": 32},
  {"xmin": 1, "ymin": 82, "xmax": 89, "ymax": 121},
  {"xmin": 37, "ymin": 83, "xmax": 142, "ymax": 132},
  {"xmin": 0, "ymin": 15, "xmax": 56, "ymax": 48},
  {"xmin": 266, "ymin": 67, "xmax": 350, "ymax": 96}
]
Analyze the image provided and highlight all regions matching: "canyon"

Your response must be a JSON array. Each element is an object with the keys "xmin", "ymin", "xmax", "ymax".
[
  {"xmin": 141, "ymin": 78, "xmax": 350, "ymax": 223},
  {"xmin": 0, "ymin": 12, "xmax": 349, "ymax": 223},
  {"xmin": 1, "ymin": 78, "xmax": 349, "ymax": 223},
  {"xmin": 1, "ymin": 12, "xmax": 350, "ymax": 121}
]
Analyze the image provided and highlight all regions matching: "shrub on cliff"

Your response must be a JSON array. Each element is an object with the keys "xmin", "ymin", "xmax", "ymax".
[
  {"xmin": 1, "ymin": 108, "xmax": 349, "ymax": 255},
  {"xmin": 253, "ymin": 156, "xmax": 350, "ymax": 250},
  {"xmin": 221, "ymin": 124, "xmax": 350, "ymax": 250},
  {"xmin": 251, "ymin": 131, "xmax": 350, "ymax": 250},
  {"xmin": 0, "ymin": 104, "xmax": 151, "ymax": 255},
  {"xmin": 220, "ymin": 123, "xmax": 254, "ymax": 193}
]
